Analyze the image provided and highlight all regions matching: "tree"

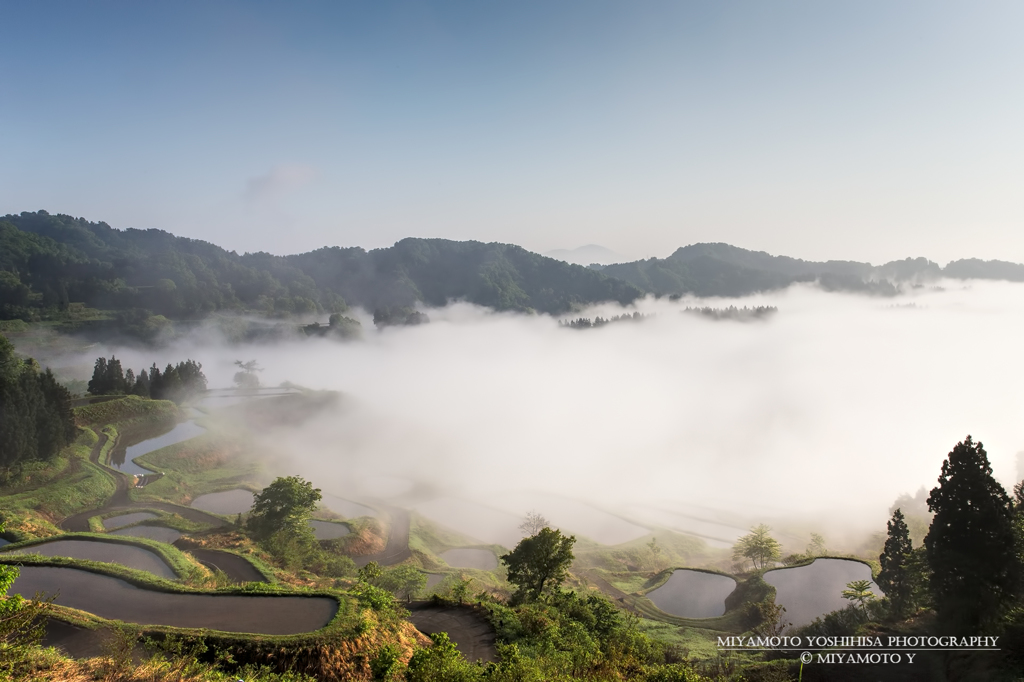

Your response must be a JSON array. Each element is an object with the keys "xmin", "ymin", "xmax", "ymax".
[
  {"xmin": 519, "ymin": 510, "xmax": 550, "ymax": 537},
  {"xmin": 925, "ymin": 435, "xmax": 1019, "ymax": 632},
  {"xmin": 233, "ymin": 359, "xmax": 261, "ymax": 389},
  {"xmin": 732, "ymin": 525, "xmax": 782, "ymax": 571},
  {"xmin": 841, "ymin": 580, "xmax": 876, "ymax": 612},
  {"xmin": 246, "ymin": 476, "xmax": 322, "ymax": 541},
  {"xmin": 371, "ymin": 564, "xmax": 427, "ymax": 603},
  {"xmin": 501, "ymin": 527, "xmax": 576, "ymax": 604},
  {"xmin": 806, "ymin": 533, "xmax": 827, "ymax": 557},
  {"xmin": 878, "ymin": 508, "xmax": 915, "ymax": 619}
]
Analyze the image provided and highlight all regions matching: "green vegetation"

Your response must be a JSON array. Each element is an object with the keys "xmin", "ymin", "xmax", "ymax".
[
  {"xmin": 501, "ymin": 528, "xmax": 576, "ymax": 604},
  {"xmin": 88, "ymin": 354, "xmax": 207, "ymax": 403},
  {"xmin": 0, "ymin": 336, "xmax": 76, "ymax": 472},
  {"xmin": 924, "ymin": 435, "xmax": 1019, "ymax": 633},
  {"xmin": 877, "ymin": 508, "xmax": 915, "ymax": 618},
  {"xmin": 730, "ymin": 524, "xmax": 781, "ymax": 571}
]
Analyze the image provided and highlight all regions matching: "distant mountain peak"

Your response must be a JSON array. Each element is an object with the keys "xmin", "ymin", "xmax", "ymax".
[{"xmin": 544, "ymin": 244, "xmax": 623, "ymax": 266}]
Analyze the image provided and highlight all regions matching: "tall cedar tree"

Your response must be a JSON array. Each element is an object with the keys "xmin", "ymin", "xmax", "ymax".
[
  {"xmin": 878, "ymin": 508, "xmax": 914, "ymax": 618},
  {"xmin": 925, "ymin": 436, "xmax": 1019, "ymax": 632},
  {"xmin": 501, "ymin": 527, "xmax": 576, "ymax": 604}
]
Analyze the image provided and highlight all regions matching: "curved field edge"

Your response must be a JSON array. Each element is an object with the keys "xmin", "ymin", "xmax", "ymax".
[
  {"xmin": 1, "ymin": 532, "xmax": 203, "ymax": 580},
  {"xmin": 1, "ymin": 557, "xmax": 356, "ymax": 638}
]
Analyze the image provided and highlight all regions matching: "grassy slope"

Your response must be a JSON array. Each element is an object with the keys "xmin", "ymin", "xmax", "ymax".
[{"xmin": 129, "ymin": 432, "xmax": 261, "ymax": 505}]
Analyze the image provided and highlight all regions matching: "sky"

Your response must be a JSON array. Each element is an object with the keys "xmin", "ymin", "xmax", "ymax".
[{"xmin": 1, "ymin": 1, "xmax": 1023, "ymax": 264}]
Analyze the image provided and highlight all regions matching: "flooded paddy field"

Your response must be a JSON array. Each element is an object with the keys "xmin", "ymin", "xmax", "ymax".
[
  {"xmin": 764, "ymin": 558, "xmax": 881, "ymax": 628},
  {"xmin": 646, "ymin": 569, "xmax": 736, "ymax": 618},
  {"xmin": 319, "ymin": 493, "xmax": 378, "ymax": 519},
  {"xmin": 110, "ymin": 526, "xmax": 183, "ymax": 544},
  {"xmin": 308, "ymin": 520, "xmax": 350, "ymax": 540},
  {"xmin": 415, "ymin": 497, "xmax": 523, "ymax": 548},
  {"xmin": 103, "ymin": 512, "xmax": 159, "ymax": 530},
  {"xmin": 490, "ymin": 493, "xmax": 649, "ymax": 545},
  {"xmin": 10, "ymin": 566, "xmax": 335, "ymax": 634},
  {"xmin": 190, "ymin": 489, "xmax": 255, "ymax": 515},
  {"xmin": 112, "ymin": 421, "xmax": 206, "ymax": 476},
  {"xmin": 2, "ymin": 539, "xmax": 176, "ymax": 579},
  {"xmin": 439, "ymin": 548, "xmax": 498, "ymax": 571}
]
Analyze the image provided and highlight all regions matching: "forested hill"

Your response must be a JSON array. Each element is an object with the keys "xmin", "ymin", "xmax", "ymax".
[
  {"xmin": 600, "ymin": 242, "xmax": 1024, "ymax": 298},
  {"xmin": 0, "ymin": 211, "xmax": 641, "ymax": 322}
]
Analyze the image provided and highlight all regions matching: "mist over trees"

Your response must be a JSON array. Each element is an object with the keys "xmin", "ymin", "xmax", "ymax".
[
  {"xmin": 87, "ymin": 356, "xmax": 207, "ymax": 403},
  {"xmin": 5, "ymin": 211, "xmax": 1024, "ymax": 342}
]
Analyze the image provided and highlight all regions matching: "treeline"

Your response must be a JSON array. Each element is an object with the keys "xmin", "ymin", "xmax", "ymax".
[
  {"xmin": 682, "ymin": 305, "xmax": 778, "ymax": 321},
  {"xmin": 559, "ymin": 311, "xmax": 647, "ymax": 329},
  {"xmin": 0, "ymin": 337, "xmax": 76, "ymax": 471},
  {"xmin": 88, "ymin": 356, "xmax": 206, "ymax": 404},
  {"xmin": 0, "ymin": 212, "xmax": 640, "ymax": 332}
]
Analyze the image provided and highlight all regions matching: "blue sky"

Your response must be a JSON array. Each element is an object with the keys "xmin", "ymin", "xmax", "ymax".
[{"xmin": 1, "ymin": 1, "xmax": 1022, "ymax": 263}]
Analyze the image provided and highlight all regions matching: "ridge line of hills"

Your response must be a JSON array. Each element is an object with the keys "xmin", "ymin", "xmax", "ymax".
[{"xmin": 2, "ymin": 211, "xmax": 1023, "ymax": 332}]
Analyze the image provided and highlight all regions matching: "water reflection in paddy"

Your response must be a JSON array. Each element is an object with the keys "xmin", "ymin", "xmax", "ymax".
[
  {"xmin": 190, "ymin": 489, "xmax": 255, "ymax": 515},
  {"xmin": 2, "ymin": 539, "xmax": 176, "ymax": 579},
  {"xmin": 103, "ymin": 512, "xmax": 158, "ymax": 530},
  {"xmin": 110, "ymin": 526, "xmax": 183, "ymax": 544},
  {"xmin": 646, "ymin": 570, "xmax": 736, "ymax": 618},
  {"xmin": 112, "ymin": 421, "xmax": 206, "ymax": 476},
  {"xmin": 764, "ymin": 558, "xmax": 881, "ymax": 628}
]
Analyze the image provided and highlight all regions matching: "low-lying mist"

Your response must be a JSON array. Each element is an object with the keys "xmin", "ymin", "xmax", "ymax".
[{"xmin": 54, "ymin": 280, "xmax": 1024, "ymax": 552}]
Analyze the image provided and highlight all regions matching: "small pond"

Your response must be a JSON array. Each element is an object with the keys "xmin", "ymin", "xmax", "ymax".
[
  {"xmin": 1, "ymin": 539, "xmax": 176, "ymax": 579},
  {"xmin": 10, "ymin": 566, "xmax": 336, "ymax": 635},
  {"xmin": 440, "ymin": 549, "xmax": 498, "ymax": 571},
  {"xmin": 103, "ymin": 512, "xmax": 158, "ymax": 530},
  {"xmin": 764, "ymin": 558, "xmax": 882, "ymax": 628},
  {"xmin": 110, "ymin": 526, "xmax": 183, "ymax": 544},
  {"xmin": 646, "ymin": 569, "xmax": 736, "ymax": 618},
  {"xmin": 190, "ymin": 489, "xmax": 255, "ymax": 515},
  {"xmin": 112, "ymin": 421, "xmax": 207, "ymax": 476},
  {"xmin": 308, "ymin": 520, "xmax": 350, "ymax": 540}
]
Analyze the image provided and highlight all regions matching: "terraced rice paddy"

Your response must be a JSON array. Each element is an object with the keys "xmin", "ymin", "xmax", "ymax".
[
  {"xmin": 646, "ymin": 569, "xmax": 736, "ymax": 618},
  {"xmin": 113, "ymin": 421, "xmax": 206, "ymax": 476},
  {"xmin": 2, "ymin": 539, "xmax": 176, "ymax": 579},
  {"xmin": 10, "ymin": 566, "xmax": 336, "ymax": 634},
  {"xmin": 190, "ymin": 489, "xmax": 255, "ymax": 514},
  {"xmin": 490, "ymin": 492, "xmax": 649, "ymax": 545},
  {"xmin": 102, "ymin": 512, "xmax": 158, "ymax": 530},
  {"xmin": 764, "ymin": 558, "xmax": 881, "ymax": 628},
  {"xmin": 308, "ymin": 520, "xmax": 350, "ymax": 540},
  {"xmin": 319, "ymin": 492, "xmax": 379, "ymax": 519},
  {"xmin": 439, "ymin": 548, "xmax": 498, "ymax": 570},
  {"xmin": 415, "ymin": 497, "xmax": 523, "ymax": 548},
  {"xmin": 110, "ymin": 526, "xmax": 183, "ymax": 544}
]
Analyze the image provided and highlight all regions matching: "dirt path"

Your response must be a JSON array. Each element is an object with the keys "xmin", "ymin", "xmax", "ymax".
[
  {"xmin": 354, "ymin": 506, "xmax": 411, "ymax": 567},
  {"xmin": 407, "ymin": 603, "xmax": 497, "ymax": 663}
]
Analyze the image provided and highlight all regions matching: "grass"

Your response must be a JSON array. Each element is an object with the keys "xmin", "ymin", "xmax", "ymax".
[
  {"xmin": 129, "ymin": 433, "xmax": 261, "ymax": 506},
  {"xmin": 74, "ymin": 395, "xmax": 179, "ymax": 428},
  {"xmin": 1, "ymin": 532, "xmax": 205, "ymax": 581},
  {"xmin": 0, "ymin": 433, "xmax": 116, "ymax": 527}
]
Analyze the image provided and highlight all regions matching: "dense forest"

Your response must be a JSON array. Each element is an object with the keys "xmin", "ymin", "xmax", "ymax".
[
  {"xmin": 0, "ymin": 336, "xmax": 75, "ymax": 471},
  {"xmin": 87, "ymin": 355, "xmax": 207, "ymax": 404},
  {"xmin": 0, "ymin": 211, "xmax": 641, "ymax": 329},
  {"xmin": 600, "ymin": 242, "xmax": 1024, "ymax": 298},
  {"xmin": 3, "ymin": 211, "xmax": 1024, "ymax": 339}
]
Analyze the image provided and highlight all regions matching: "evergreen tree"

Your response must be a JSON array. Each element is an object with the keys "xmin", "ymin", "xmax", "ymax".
[
  {"xmin": 131, "ymin": 367, "xmax": 150, "ymax": 397},
  {"xmin": 87, "ymin": 356, "xmax": 108, "ymax": 395},
  {"xmin": 878, "ymin": 509, "xmax": 914, "ymax": 619},
  {"xmin": 925, "ymin": 435, "xmax": 1019, "ymax": 632},
  {"xmin": 148, "ymin": 363, "xmax": 163, "ymax": 399}
]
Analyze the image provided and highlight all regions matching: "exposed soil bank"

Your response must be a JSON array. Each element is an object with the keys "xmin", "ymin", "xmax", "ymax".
[
  {"xmin": 439, "ymin": 549, "xmax": 498, "ymax": 571},
  {"xmin": 2, "ymin": 539, "xmax": 176, "ymax": 579},
  {"xmin": 11, "ymin": 566, "xmax": 336, "ymax": 635},
  {"xmin": 646, "ymin": 569, "xmax": 736, "ymax": 618}
]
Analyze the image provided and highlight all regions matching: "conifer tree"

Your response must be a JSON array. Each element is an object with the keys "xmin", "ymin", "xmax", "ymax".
[
  {"xmin": 925, "ymin": 436, "xmax": 1019, "ymax": 632},
  {"xmin": 878, "ymin": 508, "xmax": 914, "ymax": 618}
]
